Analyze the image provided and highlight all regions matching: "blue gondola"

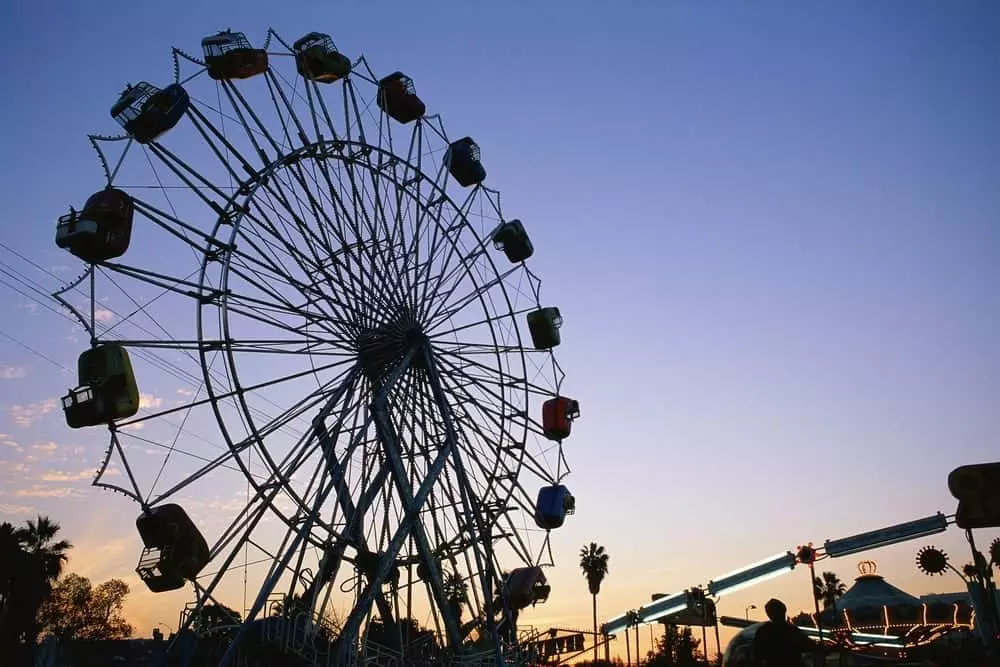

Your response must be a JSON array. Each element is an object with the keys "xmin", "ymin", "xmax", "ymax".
[
  {"xmin": 111, "ymin": 82, "xmax": 189, "ymax": 144},
  {"xmin": 534, "ymin": 484, "xmax": 575, "ymax": 530}
]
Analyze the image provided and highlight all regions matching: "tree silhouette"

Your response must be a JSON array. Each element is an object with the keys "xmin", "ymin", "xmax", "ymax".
[
  {"xmin": 443, "ymin": 571, "xmax": 468, "ymax": 622},
  {"xmin": 15, "ymin": 516, "xmax": 72, "ymax": 581},
  {"xmin": 647, "ymin": 623, "xmax": 701, "ymax": 665},
  {"xmin": 580, "ymin": 542, "xmax": 609, "ymax": 663},
  {"xmin": 813, "ymin": 571, "xmax": 847, "ymax": 609},
  {"xmin": 37, "ymin": 573, "xmax": 133, "ymax": 640},
  {"xmin": 0, "ymin": 516, "xmax": 73, "ymax": 650}
]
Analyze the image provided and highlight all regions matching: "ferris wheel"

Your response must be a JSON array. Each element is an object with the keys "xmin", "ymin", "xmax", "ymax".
[{"xmin": 52, "ymin": 28, "xmax": 579, "ymax": 665}]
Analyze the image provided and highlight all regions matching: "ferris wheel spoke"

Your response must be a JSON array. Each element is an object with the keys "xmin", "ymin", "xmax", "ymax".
[
  {"xmin": 265, "ymin": 162, "xmax": 346, "ymax": 266},
  {"xmin": 433, "ymin": 342, "xmax": 527, "ymax": 355},
  {"xmin": 433, "ymin": 367, "xmax": 521, "ymax": 499},
  {"xmin": 114, "ymin": 338, "xmax": 352, "ymax": 357},
  {"xmin": 145, "ymin": 142, "xmax": 233, "ymax": 208},
  {"xmin": 227, "ymin": 215, "xmax": 350, "ymax": 317},
  {"xmin": 237, "ymin": 367, "xmax": 367, "ymax": 459},
  {"xmin": 303, "ymin": 78, "xmax": 341, "ymax": 144},
  {"xmin": 403, "ymin": 201, "xmax": 463, "ymax": 308},
  {"xmin": 331, "ymin": 155, "xmax": 412, "ymax": 312},
  {"xmin": 221, "ymin": 286, "xmax": 348, "ymax": 340},
  {"xmin": 265, "ymin": 69, "xmax": 312, "ymax": 150},
  {"xmin": 249, "ymin": 172, "xmax": 393, "ymax": 327},
  {"xmin": 430, "ymin": 305, "xmax": 537, "ymax": 340},
  {"xmin": 296, "ymin": 164, "xmax": 389, "ymax": 300},
  {"xmin": 185, "ymin": 104, "xmax": 260, "ymax": 186},
  {"xmin": 281, "ymin": 162, "xmax": 400, "ymax": 325},
  {"xmin": 133, "ymin": 199, "xmax": 228, "ymax": 254},
  {"xmin": 436, "ymin": 360, "xmax": 525, "ymax": 436},
  {"xmin": 218, "ymin": 80, "xmax": 284, "ymax": 161},
  {"xmin": 432, "ymin": 357, "xmax": 529, "ymax": 481},
  {"xmin": 222, "ymin": 224, "xmax": 371, "ymax": 329},
  {"xmin": 95, "ymin": 261, "xmax": 206, "ymax": 302},
  {"xmin": 437, "ymin": 350, "xmax": 554, "ymax": 398},
  {"xmin": 219, "ymin": 300, "xmax": 341, "ymax": 344},
  {"xmin": 367, "ymin": 151, "xmax": 432, "ymax": 312},
  {"xmin": 320, "ymin": 150, "xmax": 412, "ymax": 321},
  {"xmin": 411, "ymin": 216, "xmax": 491, "ymax": 322},
  {"xmin": 423, "ymin": 262, "xmax": 520, "ymax": 331},
  {"xmin": 147, "ymin": 440, "xmax": 254, "ymax": 507},
  {"xmin": 221, "ymin": 262, "xmax": 353, "ymax": 335},
  {"xmin": 379, "ymin": 169, "xmax": 423, "ymax": 304},
  {"xmin": 117, "ymin": 356, "xmax": 357, "ymax": 429}
]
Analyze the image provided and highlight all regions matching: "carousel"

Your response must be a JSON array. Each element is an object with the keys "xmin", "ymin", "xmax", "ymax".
[
  {"xmin": 804, "ymin": 560, "xmax": 974, "ymax": 653},
  {"xmin": 723, "ymin": 561, "xmax": 975, "ymax": 666}
]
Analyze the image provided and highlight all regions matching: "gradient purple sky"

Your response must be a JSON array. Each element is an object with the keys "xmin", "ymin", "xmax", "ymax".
[{"xmin": 1, "ymin": 0, "xmax": 998, "ymax": 659}]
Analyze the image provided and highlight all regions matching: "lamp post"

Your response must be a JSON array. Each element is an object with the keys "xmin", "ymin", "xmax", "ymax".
[{"xmin": 744, "ymin": 604, "xmax": 756, "ymax": 620}]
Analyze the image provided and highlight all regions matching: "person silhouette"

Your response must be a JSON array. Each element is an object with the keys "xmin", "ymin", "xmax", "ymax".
[{"xmin": 752, "ymin": 598, "xmax": 815, "ymax": 667}]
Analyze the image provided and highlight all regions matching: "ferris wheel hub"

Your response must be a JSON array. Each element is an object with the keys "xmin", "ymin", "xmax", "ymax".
[{"xmin": 356, "ymin": 315, "xmax": 429, "ymax": 384}]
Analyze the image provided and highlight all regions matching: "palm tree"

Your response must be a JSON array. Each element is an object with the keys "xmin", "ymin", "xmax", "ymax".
[
  {"xmin": 15, "ymin": 516, "xmax": 71, "ymax": 581},
  {"xmin": 1, "ymin": 517, "xmax": 71, "ymax": 649},
  {"xmin": 579, "ymin": 542, "xmax": 609, "ymax": 662},
  {"xmin": 813, "ymin": 571, "xmax": 846, "ymax": 609},
  {"xmin": 442, "ymin": 571, "xmax": 468, "ymax": 622}
]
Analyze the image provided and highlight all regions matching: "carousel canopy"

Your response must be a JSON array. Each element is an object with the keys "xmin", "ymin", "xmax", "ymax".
[
  {"xmin": 818, "ymin": 560, "xmax": 922, "ymax": 626},
  {"xmin": 836, "ymin": 566, "xmax": 922, "ymax": 610}
]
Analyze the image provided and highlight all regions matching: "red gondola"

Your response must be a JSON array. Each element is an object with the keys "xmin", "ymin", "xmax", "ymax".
[
  {"xmin": 55, "ymin": 188, "xmax": 134, "ymax": 263},
  {"xmin": 377, "ymin": 72, "xmax": 426, "ymax": 124}
]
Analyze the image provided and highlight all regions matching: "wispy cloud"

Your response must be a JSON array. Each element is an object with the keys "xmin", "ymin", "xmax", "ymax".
[
  {"xmin": 0, "ymin": 460, "xmax": 29, "ymax": 476},
  {"xmin": 39, "ymin": 469, "xmax": 95, "ymax": 482},
  {"xmin": 139, "ymin": 394, "xmax": 163, "ymax": 409},
  {"xmin": 32, "ymin": 442, "xmax": 58, "ymax": 453},
  {"xmin": 7, "ymin": 399, "xmax": 57, "ymax": 427},
  {"xmin": 0, "ymin": 365, "xmax": 27, "ymax": 380},
  {"xmin": 12, "ymin": 486, "xmax": 85, "ymax": 499},
  {"xmin": 94, "ymin": 308, "xmax": 114, "ymax": 323},
  {"xmin": 0, "ymin": 502, "xmax": 35, "ymax": 515}
]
